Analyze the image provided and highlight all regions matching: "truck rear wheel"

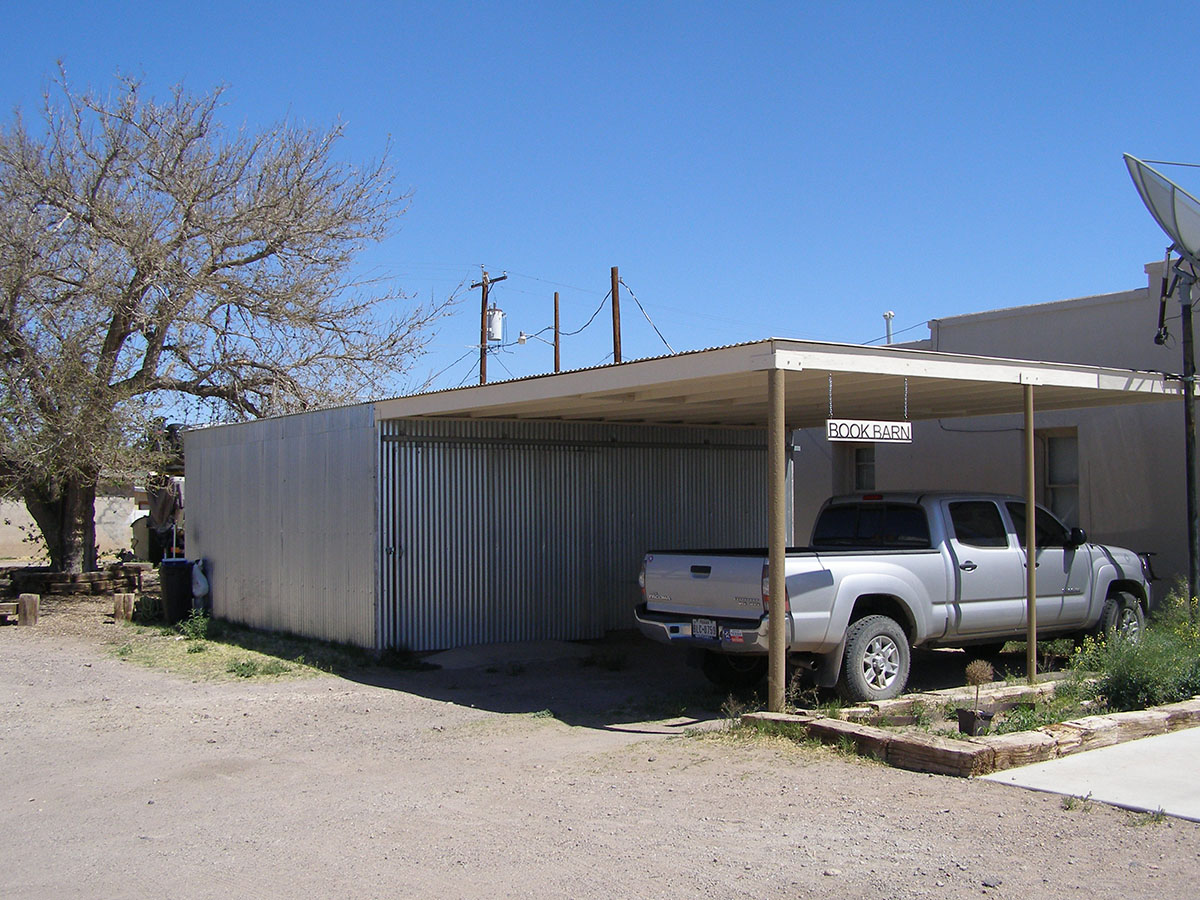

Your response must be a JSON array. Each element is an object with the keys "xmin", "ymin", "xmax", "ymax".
[
  {"xmin": 700, "ymin": 651, "xmax": 767, "ymax": 690},
  {"xmin": 837, "ymin": 615, "xmax": 911, "ymax": 702}
]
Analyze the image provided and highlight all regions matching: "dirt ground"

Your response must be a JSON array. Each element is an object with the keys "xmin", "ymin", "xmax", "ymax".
[{"xmin": 2, "ymin": 599, "xmax": 1199, "ymax": 899}]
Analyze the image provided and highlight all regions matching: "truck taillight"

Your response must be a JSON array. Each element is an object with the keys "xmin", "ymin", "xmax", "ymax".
[{"xmin": 761, "ymin": 563, "xmax": 790, "ymax": 614}]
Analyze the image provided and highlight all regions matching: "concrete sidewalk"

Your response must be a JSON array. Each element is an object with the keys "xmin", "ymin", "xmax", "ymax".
[{"xmin": 983, "ymin": 726, "xmax": 1200, "ymax": 821}]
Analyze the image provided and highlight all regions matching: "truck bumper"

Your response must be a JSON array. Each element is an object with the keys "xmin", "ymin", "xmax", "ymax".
[{"xmin": 633, "ymin": 603, "xmax": 785, "ymax": 654}]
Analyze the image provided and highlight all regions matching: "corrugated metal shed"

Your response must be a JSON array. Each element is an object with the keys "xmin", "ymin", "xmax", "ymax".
[
  {"xmin": 186, "ymin": 338, "xmax": 1180, "ymax": 652},
  {"xmin": 187, "ymin": 404, "xmax": 377, "ymax": 646},
  {"xmin": 378, "ymin": 418, "xmax": 766, "ymax": 651}
]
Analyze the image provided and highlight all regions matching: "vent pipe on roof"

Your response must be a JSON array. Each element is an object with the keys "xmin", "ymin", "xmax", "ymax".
[{"xmin": 883, "ymin": 310, "xmax": 895, "ymax": 344}]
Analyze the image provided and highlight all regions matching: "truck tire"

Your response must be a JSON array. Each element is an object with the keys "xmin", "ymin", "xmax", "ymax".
[
  {"xmin": 1098, "ymin": 591, "xmax": 1145, "ymax": 642},
  {"xmin": 837, "ymin": 615, "xmax": 911, "ymax": 702},
  {"xmin": 700, "ymin": 651, "xmax": 768, "ymax": 690}
]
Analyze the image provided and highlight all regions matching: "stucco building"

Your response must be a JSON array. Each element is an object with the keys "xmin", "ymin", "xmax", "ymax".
[{"xmin": 796, "ymin": 259, "xmax": 1187, "ymax": 585}]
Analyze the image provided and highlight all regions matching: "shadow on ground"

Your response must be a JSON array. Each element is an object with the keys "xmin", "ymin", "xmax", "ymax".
[
  {"xmin": 339, "ymin": 631, "xmax": 738, "ymax": 732},
  {"xmin": 334, "ymin": 634, "xmax": 1056, "ymax": 732}
]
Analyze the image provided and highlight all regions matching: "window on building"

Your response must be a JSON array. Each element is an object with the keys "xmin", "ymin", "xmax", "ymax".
[
  {"xmin": 854, "ymin": 445, "xmax": 875, "ymax": 491},
  {"xmin": 1044, "ymin": 433, "xmax": 1079, "ymax": 527}
]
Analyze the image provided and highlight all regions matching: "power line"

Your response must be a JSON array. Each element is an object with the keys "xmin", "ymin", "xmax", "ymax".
[
  {"xmin": 863, "ymin": 320, "xmax": 927, "ymax": 345},
  {"xmin": 618, "ymin": 278, "xmax": 675, "ymax": 354},
  {"xmin": 560, "ymin": 290, "xmax": 611, "ymax": 336}
]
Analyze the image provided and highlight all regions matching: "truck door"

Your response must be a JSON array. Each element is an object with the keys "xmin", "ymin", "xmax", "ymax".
[
  {"xmin": 1003, "ymin": 501, "xmax": 1092, "ymax": 626},
  {"xmin": 943, "ymin": 500, "xmax": 1028, "ymax": 635}
]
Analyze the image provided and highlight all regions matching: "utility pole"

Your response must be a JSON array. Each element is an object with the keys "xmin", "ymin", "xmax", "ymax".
[
  {"xmin": 471, "ymin": 269, "xmax": 507, "ymax": 384},
  {"xmin": 611, "ymin": 266, "xmax": 622, "ymax": 363},
  {"xmin": 553, "ymin": 291, "xmax": 561, "ymax": 373}
]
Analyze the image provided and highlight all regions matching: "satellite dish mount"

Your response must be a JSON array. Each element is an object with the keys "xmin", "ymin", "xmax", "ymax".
[{"xmin": 1126, "ymin": 154, "xmax": 1200, "ymax": 606}]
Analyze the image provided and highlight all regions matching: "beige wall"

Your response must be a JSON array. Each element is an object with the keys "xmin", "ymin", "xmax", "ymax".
[
  {"xmin": 794, "ymin": 261, "xmax": 1187, "ymax": 586},
  {"xmin": 0, "ymin": 496, "xmax": 139, "ymax": 561}
]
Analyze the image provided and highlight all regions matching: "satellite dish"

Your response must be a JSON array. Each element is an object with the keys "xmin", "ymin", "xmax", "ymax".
[
  {"xmin": 1124, "ymin": 153, "xmax": 1200, "ymax": 607},
  {"xmin": 1125, "ymin": 155, "xmax": 1200, "ymax": 263}
]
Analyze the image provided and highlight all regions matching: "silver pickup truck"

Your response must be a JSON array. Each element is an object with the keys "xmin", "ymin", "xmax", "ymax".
[{"xmin": 635, "ymin": 492, "xmax": 1152, "ymax": 702}]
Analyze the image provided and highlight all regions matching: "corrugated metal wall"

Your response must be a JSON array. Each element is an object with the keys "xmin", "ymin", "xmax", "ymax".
[
  {"xmin": 378, "ymin": 418, "xmax": 767, "ymax": 651},
  {"xmin": 186, "ymin": 404, "xmax": 378, "ymax": 647}
]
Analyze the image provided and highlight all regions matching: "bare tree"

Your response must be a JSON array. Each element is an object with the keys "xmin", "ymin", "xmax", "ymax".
[{"xmin": 0, "ymin": 70, "xmax": 452, "ymax": 573}]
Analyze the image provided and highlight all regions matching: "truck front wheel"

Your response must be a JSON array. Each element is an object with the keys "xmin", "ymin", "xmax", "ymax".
[
  {"xmin": 700, "ymin": 651, "xmax": 768, "ymax": 690},
  {"xmin": 1098, "ymin": 591, "xmax": 1145, "ymax": 642},
  {"xmin": 837, "ymin": 615, "xmax": 911, "ymax": 702}
]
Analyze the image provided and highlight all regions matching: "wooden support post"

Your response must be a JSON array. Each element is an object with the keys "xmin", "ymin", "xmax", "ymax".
[
  {"xmin": 767, "ymin": 368, "xmax": 787, "ymax": 712},
  {"xmin": 1024, "ymin": 384, "xmax": 1038, "ymax": 685},
  {"xmin": 114, "ymin": 593, "xmax": 135, "ymax": 622},
  {"xmin": 18, "ymin": 593, "xmax": 39, "ymax": 627}
]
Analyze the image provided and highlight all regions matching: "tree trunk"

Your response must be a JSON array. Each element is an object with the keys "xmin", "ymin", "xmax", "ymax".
[{"xmin": 24, "ymin": 474, "xmax": 99, "ymax": 574}]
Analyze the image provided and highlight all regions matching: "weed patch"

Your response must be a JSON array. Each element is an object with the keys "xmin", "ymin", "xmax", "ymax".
[{"xmin": 1069, "ymin": 592, "xmax": 1200, "ymax": 711}]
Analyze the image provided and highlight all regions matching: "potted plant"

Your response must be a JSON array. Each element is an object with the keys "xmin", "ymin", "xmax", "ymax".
[{"xmin": 956, "ymin": 659, "xmax": 995, "ymax": 736}]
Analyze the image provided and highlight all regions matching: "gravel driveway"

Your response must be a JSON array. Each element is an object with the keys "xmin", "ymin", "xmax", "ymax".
[{"xmin": 2, "ymin": 599, "xmax": 1198, "ymax": 899}]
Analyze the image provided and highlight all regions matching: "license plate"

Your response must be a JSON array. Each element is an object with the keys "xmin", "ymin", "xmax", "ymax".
[{"xmin": 692, "ymin": 618, "xmax": 718, "ymax": 640}]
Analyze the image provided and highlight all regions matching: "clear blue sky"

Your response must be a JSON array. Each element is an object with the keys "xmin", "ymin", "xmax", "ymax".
[{"xmin": 5, "ymin": 2, "xmax": 1197, "ymax": 395}]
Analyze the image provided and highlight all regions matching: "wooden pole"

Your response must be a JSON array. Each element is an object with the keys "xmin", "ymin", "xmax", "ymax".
[
  {"xmin": 1024, "ymin": 384, "xmax": 1038, "ymax": 685},
  {"xmin": 554, "ymin": 291, "xmax": 561, "ymax": 373},
  {"xmin": 767, "ymin": 368, "xmax": 787, "ymax": 712},
  {"xmin": 17, "ymin": 593, "xmax": 39, "ymax": 627},
  {"xmin": 478, "ymin": 271, "xmax": 489, "ymax": 384},
  {"xmin": 611, "ymin": 266, "xmax": 622, "ymax": 363}
]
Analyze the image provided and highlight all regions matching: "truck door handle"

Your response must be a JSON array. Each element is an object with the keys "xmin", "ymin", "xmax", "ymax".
[
  {"xmin": 959, "ymin": 561, "xmax": 978, "ymax": 572},
  {"xmin": 690, "ymin": 565, "xmax": 712, "ymax": 576}
]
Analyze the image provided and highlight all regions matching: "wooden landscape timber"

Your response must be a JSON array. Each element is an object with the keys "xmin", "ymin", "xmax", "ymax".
[
  {"xmin": 0, "ymin": 593, "xmax": 40, "ymax": 626},
  {"xmin": 745, "ymin": 695, "xmax": 1200, "ymax": 778}
]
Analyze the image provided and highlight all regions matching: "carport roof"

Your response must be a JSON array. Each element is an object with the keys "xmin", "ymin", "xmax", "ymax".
[{"xmin": 373, "ymin": 338, "xmax": 1181, "ymax": 428}]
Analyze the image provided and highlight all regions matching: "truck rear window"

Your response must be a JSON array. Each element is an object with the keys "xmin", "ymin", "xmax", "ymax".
[{"xmin": 811, "ymin": 503, "xmax": 931, "ymax": 549}]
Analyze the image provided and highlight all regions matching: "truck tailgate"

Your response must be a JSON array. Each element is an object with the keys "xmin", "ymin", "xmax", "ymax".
[{"xmin": 643, "ymin": 553, "xmax": 766, "ymax": 619}]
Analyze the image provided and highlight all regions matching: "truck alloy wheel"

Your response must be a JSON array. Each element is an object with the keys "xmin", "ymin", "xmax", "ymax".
[
  {"xmin": 1099, "ymin": 591, "xmax": 1145, "ymax": 642},
  {"xmin": 838, "ymin": 614, "xmax": 911, "ymax": 702}
]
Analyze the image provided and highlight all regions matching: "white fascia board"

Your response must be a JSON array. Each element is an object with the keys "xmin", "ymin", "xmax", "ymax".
[
  {"xmin": 773, "ymin": 340, "xmax": 1176, "ymax": 396},
  {"xmin": 372, "ymin": 341, "xmax": 774, "ymax": 421}
]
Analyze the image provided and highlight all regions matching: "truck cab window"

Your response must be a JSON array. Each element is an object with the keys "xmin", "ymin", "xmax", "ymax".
[
  {"xmin": 948, "ymin": 501, "xmax": 1008, "ymax": 548},
  {"xmin": 812, "ymin": 503, "xmax": 930, "ymax": 549},
  {"xmin": 1005, "ymin": 502, "xmax": 1070, "ymax": 548}
]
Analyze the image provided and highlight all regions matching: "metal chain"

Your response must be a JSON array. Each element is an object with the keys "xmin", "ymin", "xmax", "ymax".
[
  {"xmin": 828, "ymin": 374, "xmax": 833, "ymax": 418},
  {"xmin": 904, "ymin": 377, "xmax": 909, "ymax": 420}
]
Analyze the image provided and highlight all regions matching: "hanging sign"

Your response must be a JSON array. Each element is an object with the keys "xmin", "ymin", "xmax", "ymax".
[{"xmin": 826, "ymin": 419, "xmax": 912, "ymax": 443}]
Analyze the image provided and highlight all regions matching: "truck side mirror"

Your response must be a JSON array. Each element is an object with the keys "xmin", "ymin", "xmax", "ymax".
[{"xmin": 1068, "ymin": 527, "xmax": 1087, "ymax": 547}]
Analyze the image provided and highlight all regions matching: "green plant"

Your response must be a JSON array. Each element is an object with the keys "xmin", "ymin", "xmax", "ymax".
[
  {"xmin": 530, "ymin": 708, "xmax": 554, "ymax": 719},
  {"xmin": 720, "ymin": 693, "xmax": 750, "ymax": 721},
  {"xmin": 834, "ymin": 735, "xmax": 857, "ymax": 755},
  {"xmin": 909, "ymin": 699, "xmax": 931, "ymax": 728},
  {"xmin": 226, "ymin": 659, "xmax": 261, "ymax": 677},
  {"xmin": 1070, "ymin": 592, "xmax": 1200, "ymax": 711},
  {"xmin": 186, "ymin": 642, "xmax": 207, "ymax": 654},
  {"xmin": 1125, "ymin": 808, "xmax": 1168, "ymax": 827},
  {"xmin": 115, "ymin": 643, "xmax": 132, "ymax": 658},
  {"xmin": 178, "ymin": 610, "xmax": 210, "ymax": 640},
  {"xmin": 1061, "ymin": 792, "xmax": 1093, "ymax": 812}
]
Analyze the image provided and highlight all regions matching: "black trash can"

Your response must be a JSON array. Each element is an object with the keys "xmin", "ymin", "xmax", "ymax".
[{"xmin": 160, "ymin": 558, "xmax": 192, "ymax": 625}]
